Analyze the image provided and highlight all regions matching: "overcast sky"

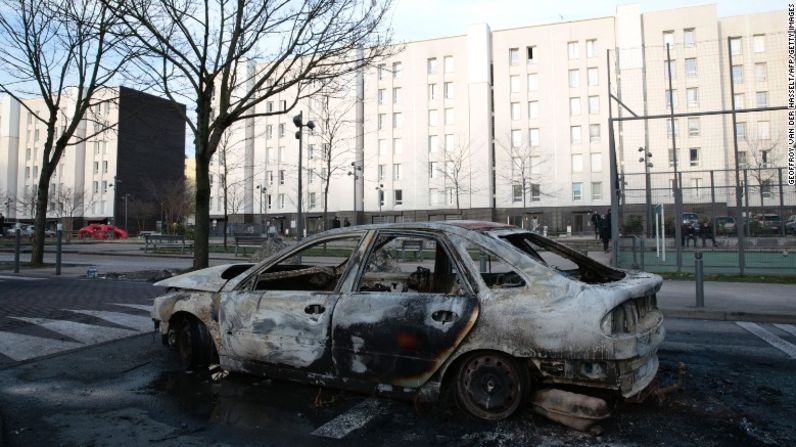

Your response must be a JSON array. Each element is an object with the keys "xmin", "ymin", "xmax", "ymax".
[{"xmin": 389, "ymin": 0, "xmax": 786, "ymax": 43}]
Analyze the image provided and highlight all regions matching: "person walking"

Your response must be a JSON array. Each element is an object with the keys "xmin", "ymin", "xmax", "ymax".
[
  {"xmin": 590, "ymin": 211, "xmax": 601, "ymax": 240},
  {"xmin": 700, "ymin": 219, "xmax": 717, "ymax": 248},
  {"xmin": 343, "ymin": 217, "xmax": 351, "ymax": 227},
  {"xmin": 0, "ymin": 212, "xmax": 5, "ymax": 237},
  {"xmin": 599, "ymin": 210, "xmax": 611, "ymax": 252}
]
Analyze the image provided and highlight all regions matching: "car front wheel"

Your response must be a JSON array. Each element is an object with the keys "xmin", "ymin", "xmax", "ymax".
[
  {"xmin": 169, "ymin": 317, "xmax": 217, "ymax": 370},
  {"xmin": 455, "ymin": 351, "xmax": 530, "ymax": 421}
]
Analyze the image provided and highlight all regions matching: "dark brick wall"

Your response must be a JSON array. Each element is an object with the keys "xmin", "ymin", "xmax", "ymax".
[{"xmin": 115, "ymin": 87, "xmax": 185, "ymax": 234}]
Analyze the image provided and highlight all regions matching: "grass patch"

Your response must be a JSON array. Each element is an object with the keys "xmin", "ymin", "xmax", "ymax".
[{"xmin": 658, "ymin": 271, "xmax": 796, "ymax": 284}]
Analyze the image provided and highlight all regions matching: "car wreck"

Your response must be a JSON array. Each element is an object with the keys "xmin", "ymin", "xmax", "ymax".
[{"xmin": 151, "ymin": 221, "xmax": 664, "ymax": 422}]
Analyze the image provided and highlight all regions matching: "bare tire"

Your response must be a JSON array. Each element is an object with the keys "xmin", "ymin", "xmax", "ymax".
[
  {"xmin": 455, "ymin": 352, "xmax": 530, "ymax": 421},
  {"xmin": 170, "ymin": 318, "xmax": 216, "ymax": 370}
]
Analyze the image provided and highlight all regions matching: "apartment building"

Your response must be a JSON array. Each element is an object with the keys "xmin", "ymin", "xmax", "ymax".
[
  {"xmin": 0, "ymin": 87, "xmax": 185, "ymax": 233},
  {"xmin": 214, "ymin": 3, "xmax": 785, "ymax": 234}
]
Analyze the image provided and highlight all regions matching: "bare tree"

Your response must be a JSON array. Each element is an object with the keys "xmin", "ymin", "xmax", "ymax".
[
  {"xmin": 430, "ymin": 139, "xmax": 480, "ymax": 210},
  {"xmin": 308, "ymin": 94, "xmax": 356, "ymax": 230},
  {"xmin": 48, "ymin": 187, "xmax": 93, "ymax": 238},
  {"xmin": 741, "ymin": 130, "xmax": 784, "ymax": 207},
  {"xmin": 106, "ymin": 0, "xmax": 394, "ymax": 269},
  {"xmin": 495, "ymin": 134, "xmax": 549, "ymax": 208},
  {"xmin": 0, "ymin": 0, "xmax": 134, "ymax": 264}
]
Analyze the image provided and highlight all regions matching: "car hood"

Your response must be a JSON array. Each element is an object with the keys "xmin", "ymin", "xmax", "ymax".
[{"xmin": 153, "ymin": 263, "xmax": 255, "ymax": 292}]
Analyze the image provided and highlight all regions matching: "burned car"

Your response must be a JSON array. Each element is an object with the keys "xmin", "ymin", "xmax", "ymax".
[{"xmin": 151, "ymin": 221, "xmax": 664, "ymax": 421}]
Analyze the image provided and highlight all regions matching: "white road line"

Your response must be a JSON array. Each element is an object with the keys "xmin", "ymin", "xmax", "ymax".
[
  {"xmin": 65, "ymin": 310, "xmax": 154, "ymax": 332},
  {"xmin": 110, "ymin": 303, "xmax": 153, "ymax": 313},
  {"xmin": 0, "ymin": 331, "xmax": 82, "ymax": 361},
  {"xmin": 773, "ymin": 324, "xmax": 796, "ymax": 338},
  {"xmin": 0, "ymin": 275, "xmax": 43, "ymax": 281},
  {"xmin": 311, "ymin": 398, "xmax": 386, "ymax": 439},
  {"xmin": 736, "ymin": 322, "xmax": 796, "ymax": 359},
  {"xmin": 10, "ymin": 317, "xmax": 137, "ymax": 345}
]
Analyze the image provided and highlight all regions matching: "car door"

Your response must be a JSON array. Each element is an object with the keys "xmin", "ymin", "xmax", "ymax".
[
  {"xmin": 331, "ymin": 231, "xmax": 480, "ymax": 388},
  {"xmin": 219, "ymin": 234, "xmax": 366, "ymax": 374}
]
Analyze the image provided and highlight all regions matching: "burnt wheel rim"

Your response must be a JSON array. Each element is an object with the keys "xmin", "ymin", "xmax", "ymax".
[
  {"xmin": 458, "ymin": 354, "xmax": 521, "ymax": 420},
  {"xmin": 176, "ymin": 322, "xmax": 193, "ymax": 366}
]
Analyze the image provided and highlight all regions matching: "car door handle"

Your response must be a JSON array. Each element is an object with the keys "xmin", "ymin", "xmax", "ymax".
[
  {"xmin": 432, "ymin": 310, "xmax": 458, "ymax": 323},
  {"xmin": 304, "ymin": 304, "xmax": 326, "ymax": 315}
]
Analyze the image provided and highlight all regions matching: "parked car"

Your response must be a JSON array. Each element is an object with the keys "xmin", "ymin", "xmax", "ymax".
[
  {"xmin": 714, "ymin": 216, "xmax": 736, "ymax": 235},
  {"xmin": 151, "ymin": 221, "xmax": 664, "ymax": 421},
  {"xmin": 681, "ymin": 212, "xmax": 699, "ymax": 225},
  {"xmin": 755, "ymin": 214, "xmax": 782, "ymax": 235},
  {"xmin": 785, "ymin": 215, "xmax": 796, "ymax": 235}
]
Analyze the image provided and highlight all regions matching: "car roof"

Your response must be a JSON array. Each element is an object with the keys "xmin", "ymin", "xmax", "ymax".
[{"xmin": 314, "ymin": 220, "xmax": 519, "ymax": 237}]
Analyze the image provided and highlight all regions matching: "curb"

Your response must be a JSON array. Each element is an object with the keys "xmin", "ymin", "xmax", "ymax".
[{"xmin": 661, "ymin": 307, "xmax": 796, "ymax": 324}]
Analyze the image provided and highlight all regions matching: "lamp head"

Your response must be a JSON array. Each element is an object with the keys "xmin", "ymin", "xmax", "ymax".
[
  {"xmin": 307, "ymin": 120, "xmax": 315, "ymax": 130},
  {"xmin": 292, "ymin": 113, "xmax": 302, "ymax": 128}
]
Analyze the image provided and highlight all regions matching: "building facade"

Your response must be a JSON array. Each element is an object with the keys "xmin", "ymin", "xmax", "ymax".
[
  {"xmin": 0, "ymin": 86, "xmax": 186, "ymax": 233},
  {"xmin": 211, "ymin": 3, "xmax": 786, "ymax": 235}
]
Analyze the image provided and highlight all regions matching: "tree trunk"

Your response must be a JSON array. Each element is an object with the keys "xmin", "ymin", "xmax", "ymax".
[
  {"xmin": 30, "ymin": 142, "xmax": 57, "ymax": 265},
  {"xmin": 323, "ymin": 179, "xmax": 330, "ymax": 231},
  {"xmin": 193, "ymin": 151, "xmax": 211, "ymax": 270}
]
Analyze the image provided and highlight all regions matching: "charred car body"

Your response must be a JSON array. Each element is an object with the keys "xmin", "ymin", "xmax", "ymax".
[{"xmin": 151, "ymin": 221, "xmax": 664, "ymax": 420}]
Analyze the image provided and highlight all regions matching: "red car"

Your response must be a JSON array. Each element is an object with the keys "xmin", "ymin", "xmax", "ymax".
[{"xmin": 77, "ymin": 224, "xmax": 128, "ymax": 240}]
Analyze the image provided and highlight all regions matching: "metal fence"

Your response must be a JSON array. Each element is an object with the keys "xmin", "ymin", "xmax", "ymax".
[{"xmin": 608, "ymin": 33, "xmax": 795, "ymax": 275}]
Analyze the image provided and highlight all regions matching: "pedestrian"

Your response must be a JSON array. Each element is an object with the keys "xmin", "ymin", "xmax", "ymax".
[
  {"xmin": 590, "ymin": 211, "xmax": 601, "ymax": 240},
  {"xmin": 700, "ymin": 219, "xmax": 717, "ymax": 248},
  {"xmin": 599, "ymin": 210, "xmax": 611, "ymax": 252},
  {"xmin": 530, "ymin": 216, "xmax": 539, "ymax": 233},
  {"xmin": 332, "ymin": 216, "xmax": 341, "ymax": 228},
  {"xmin": 343, "ymin": 217, "xmax": 351, "ymax": 227},
  {"xmin": 0, "ymin": 212, "xmax": 4, "ymax": 237}
]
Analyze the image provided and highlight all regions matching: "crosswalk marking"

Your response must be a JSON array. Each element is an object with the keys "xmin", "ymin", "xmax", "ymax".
[
  {"xmin": 10, "ymin": 317, "xmax": 137, "ymax": 345},
  {"xmin": 0, "ymin": 330, "xmax": 82, "ymax": 361},
  {"xmin": 773, "ymin": 323, "xmax": 796, "ymax": 338},
  {"xmin": 736, "ymin": 322, "xmax": 796, "ymax": 359},
  {"xmin": 110, "ymin": 303, "xmax": 153, "ymax": 313},
  {"xmin": 0, "ymin": 274, "xmax": 44, "ymax": 281},
  {"xmin": 311, "ymin": 398, "xmax": 387, "ymax": 439},
  {"xmin": 65, "ymin": 310, "xmax": 154, "ymax": 332}
]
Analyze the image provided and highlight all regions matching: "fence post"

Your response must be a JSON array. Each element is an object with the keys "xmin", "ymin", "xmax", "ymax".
[
  {"xmin": 778, "ymin": 168, "xmax": 785, "ymax": 236},
  {"xmin": 14, "ymin": 223, "xmax": 21, "ymax": 274},
  {"xmin": 56, "ymin": 223, "xmax": 63, "ymax": 276},
  {"xmin": 727, "ymin": 36, "xmax": 745, "ymax": 276},
  {"xmin": 695, "ymin": 251, "xmax": 704, "ymax": 308},
  {"xmin": 710, "ymin": 170, "xmax": 717, "ymax": 236}
]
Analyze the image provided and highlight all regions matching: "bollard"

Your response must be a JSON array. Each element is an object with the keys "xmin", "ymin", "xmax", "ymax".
[
  {"xmin": 56, "ymin": 223, "xmax": 63, "ymax": 276},
  {"xmin": 14, "ymin": 223, "xmax": 21, "ymax": 273},
  {"xmin": 695, "ymin": 251, "xmax": 704, "ymax": 308}
]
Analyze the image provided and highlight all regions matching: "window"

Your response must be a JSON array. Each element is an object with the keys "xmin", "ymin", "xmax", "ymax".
[
  {"xmin": 393, "ymin": 87, "xmax": 401, "ymax": 104},
  {"xmin": 378, "ymin": 139, "xmax": 387, "ymax": 156},
  {"xmin": 570, "ymin": 126, "xmax": 582, "ymax": 144},
  {"xmin": 586, "ymin": 39, "xmax": 597, "ymax": 58},
  {"xmin": 734, "ymin": 93, "xmax": 745, "ymax": 108},
  {"xmin": 393, "ymin": 138, "xmax": 402, "ymax": 155},
  {"xmin": 509, "ymin": 48, "xmax": 519, "ymax": 65},
  {"xmin": 571, "ymin": 154, "xmax": 583, "ymax": 172},
  {"xmin": 92, "ymin": 180, "xmax": 98, "ymax": 193},
  {"xmin": 267, "ymin": 171, "xmax": 273, "ymax": 185},
  {"xmin": 684, "ymin": 28, "xmax": 695, "ymax": 47},
  {"xmin": 531, "ymin": 183, "xmax": 541, "ymax": 201},
  {"xmin": 102, "ymin": 160, "xmax": 108, "ymax": 173},
  {"xmin": 25, "ymin": 148, "xmax": 31, "ymax": 160},
  {"xmin": 444, "ymin": 56, "xmax": 454, "ymax": 73},
  {"xmin": 527, "ymin": 74, "xmax": 539, "ymax": 91},
  {"xmin": 444, "ymin": 108, "xmax": 455, "ymax": 125},
  {"xmin": 736, "ymin": 122, "xmax": 746, "ymax": 138},
  {"xmin": 378, "ymin": 63, "xmax": 386, "ymax": 80},
  {"xmin": 590, "ymin": 153, "xmax": 602, "ymax": 172},
  {"xmin": 758, "ymin": 121, "xmax": 770, "ymax": 140},
  {"xmin": 591, "ymin": 182, "xmax": 602, "ymax": 200},
  {"xmin": 280, "ymin": 100, "xmax": 287, "ymax": 111},
  {"xmin": 378, "ymin": 189, "xmax": 385, "ymax": 206},
  {"xmin": 587, "ymin": 68, "xmax": 598, "ymax": 86},
  {"xmin": 691, "ymin": 178, "xmax": 702, "ymax": 197},
  {"xmin": 526, "ymin": 46, "xmax": 536, "ymax": 63},
  {"xmin": 753, "ymin": 34, "xmax": 765, "ymax": 53},
  {"xmin": 393, "ymin": 163, "xmax": 401, "ymax": 180},
  {"xmin": 528, "ymin": 101, "xmax": 539, "ymax": 118},
  {"xmin": 666, "ymin": 118, "xmax": 679, "ymax": 138},
  {"xmin": 428, "ymin": 135, "xmax": 439, "ymax": 152},
  {"xmin": 588, "ymin": 96, "xmax": 599, "ymax": 114},
  {"xmin": 668, "ymin": 148, "xmax": 678, "ymax": 167},
  {"xmin": 755, "ymin": 63, "xmax": 767, "ymax": 82},
  {"xmin": 687, "ymin": 87, "xmax": 698, "ymax": 107},
  {"xmin": 266, "ymin": 194, "xmax": 272, "ymax": 209},
  {"xmin": 567, "ymin": 41, "xmax": 579, "ymax": 60},
  {"xmin": 266, "ymin": 125, "xmax": 273, "ymax": 139},
  {"xmin": 392, "ymin": 62, "xmax": 402, "ymax": 79},
  {"xmin": 428, "ymin": 83, "xmax": 437, "ymax": 100},
  {"xmin": 689, "ymin": 147, "xmax": 700, "ymax": 167},
  {"xmin": 512, "ymin": 184, "xmax": 523, "ymax": 202},
  {"xmin": 102, "ymin": 181, "xmax": 108, "ymax": 193},
  {"xmin": 732, "ymin": 65, "xmax": 743, "ymax": 83},
  {"xmin": 666, "ymin": 89, "xmax": 677, "ymax": 109},
  {"xmin": 377, "ymin": 89, "xmax": 385, "ymax": 105},
  {"xmin": 279, "ymin": 170, "xmax": 285, "ymax": 185},
  {"xmin": 25, "ymin": 167, "xmax": 30, "ymax": 179},
  {"xmin": 511, "ymin": 129, "xmax": 522, "ymax": 147},
  {"xmin": 429, "ymin": 162, "xmax": 438, "ymax": 178},
  {"xmin": 427, "ymin": 57, "xmax": 438, "ymax": 74},
  {"xmin": 93, "ymin": 161, "xmax": 99, "ymax": 174},
  {"xmin": 738, "ymin": 151, "xmax": 747, "ymax": 167},
  {"xmin": 663, "ymin": 31, "xmax": 674, "ymax": 46},
  {"xmin": 428, "ymin": 109, "xmax": 438, "ymax": 126},
  {"xmin": 278, "ymin": 193, "xmax": 285, "ymax": 209},
  {"xmin": 688, "ymin": 117, "xmax": 700, "ymax": 136},
  {"xmin": 308, "ymin": 192, "xmax": 316, "ymax": 208},
  {"xmin": 511, "ymin": 102, "xmax": 521, "ymax": 120},
  {"xmin": 568, "ymin": 69, "xmax": 579, "ymax": 88},
  {"xmin": 278, "ymin": 123, "xmax": 285, "ymax": 138},
  {"xmin": 664, "ymin": 60, "xmax": 676, "ymax": 79},
  {"xmin": 756, "ymin": 91, "xmax": 768, "ymax": 107},
  {"xmin": 394, "ymin": 189, "xmax": 403, "ymax": 205},
  {"xmin": 572, "ymin": 183, "xmax": 582, "ymax": 201},
  {"xmin": 393, "ymin": 112, "xmax": 402, "ymax": 128},
  {"xmin": 510, "ymin": 75, "xmax": 520, "ymax": 93},
  {"xmin": 529, "ymin": 128, "xmax": 540, "ymax": 146},
  {"xmin": 569, "ymin": 97, "xmax": 581, "ymax": 116},
  {"xmin": 589, "ymin": 124, "xmax": 601, "ymax": 142},
  {"xmin": 308, "ymin": 144, "xmax": 315, "ymax": 159},
  {"xmin": 377, "ymin": 164, "xmax": 385, "ymax": 180},
  {"xmin": 267, "ymin": 101, "xmax": 274, "ymax": 112},
  {"xmin": 730, "ymin": 37, "xmax": 742, "ymax": 55},
  {"xmin": 685, "ymin": 58, "xmax": 697, "ymax": 77},
  {"xmin": 444, "ymin": 82, "xmax": 454, "ymax": 99}
]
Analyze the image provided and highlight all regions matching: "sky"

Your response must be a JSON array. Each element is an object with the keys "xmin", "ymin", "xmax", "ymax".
[{"xmin": 388, "ymin": 0, "xmax": 785, "ymax": 43}]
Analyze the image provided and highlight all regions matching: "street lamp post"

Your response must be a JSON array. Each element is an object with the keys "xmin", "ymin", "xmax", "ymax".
[
  {"xmin": 123, "ymin": 193, "xmax": 131, "ymax": 234},
  {"xmin": 293, "ymin": 111, "xmax": 315, "ymax": 241},
  {"xmin": 638, "ymin": 146, "xmax": 653, "ymax": 238},
  {"xmin": 256, "ymin": 185, "xmax": 265, "ymax": 232},
  {"xmin": 375, "ymin": 183, "xmax": 384, "ymax": 222},
  {"xmin": 347, "ymin": 161, "xmax": 362, "ymax": 224}
]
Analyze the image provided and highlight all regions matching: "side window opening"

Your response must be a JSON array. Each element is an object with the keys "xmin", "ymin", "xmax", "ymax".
[
  {"xmin": 357, "ymin": 233, "xmax": 465, "ymax": 295},
  {"xmin": 253, "ymin": 236, "xmax": 363, "ymax": 292},
  {"xmin": 461, "ymin": 241, "xmax": 526, "ymax": 289}
]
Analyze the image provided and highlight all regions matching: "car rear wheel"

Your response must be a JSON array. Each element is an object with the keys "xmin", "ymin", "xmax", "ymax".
[
  {"xmin": 455, "ymin": 351, "xmax": 530, "ymax": 421},
  {"xmin": 170, "ymin": 318, "xmax": 216, "ymax": 370}
]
